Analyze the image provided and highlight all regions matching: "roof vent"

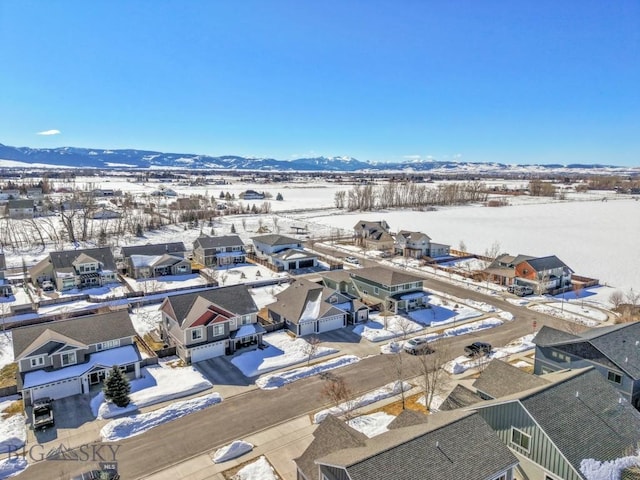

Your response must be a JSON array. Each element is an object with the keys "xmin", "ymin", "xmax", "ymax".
[
  {"xmin": 575, "ymin": 391, "xmax": 579, "ymax": 398},
  {"xmin": 436, "ymin": 441, "xmax": 439, "ymax": 448},
  {"xmin": 636, "ymin": 340, "xmax": 639, "ymax": 347},
  {"xmin": 626, "ymin": 357, "xmax": 629, "ymax": 363},
  {"xmin": 619, "ymin": 397, "xmax": 624, "ymax": 405}
]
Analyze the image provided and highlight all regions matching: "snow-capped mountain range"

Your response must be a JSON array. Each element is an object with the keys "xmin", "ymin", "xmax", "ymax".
[{"xmin": 0, "ymin": 143, "xmax": 637, "ymax": 175}]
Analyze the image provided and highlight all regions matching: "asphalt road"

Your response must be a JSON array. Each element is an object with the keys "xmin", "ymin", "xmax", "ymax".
[{"xmin": 16, "ymin": 252, "xmax": 579, "ymax": 480}]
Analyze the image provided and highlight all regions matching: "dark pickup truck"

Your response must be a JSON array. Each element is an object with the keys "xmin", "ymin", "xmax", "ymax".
[{"xmin": 32, "ymin": 397, "xmax": 54, "ymax": 430}]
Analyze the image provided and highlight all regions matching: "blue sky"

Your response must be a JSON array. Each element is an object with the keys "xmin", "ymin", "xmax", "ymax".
[{"xmin": 1, "ymin": 1, "xmax": 638, "ymax": 166}]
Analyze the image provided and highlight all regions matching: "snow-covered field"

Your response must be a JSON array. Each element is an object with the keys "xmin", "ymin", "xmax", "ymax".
[
  {"xmin": 231, "ymin": 331, "xmax": 338, "ymax": 377},
  {"xmin": 100, "ymin": 392, "xmax": 222, "ymax": 441},
  {"xmin": 91, "ymin": 362, "xmax": 212, "ymax": 419}
]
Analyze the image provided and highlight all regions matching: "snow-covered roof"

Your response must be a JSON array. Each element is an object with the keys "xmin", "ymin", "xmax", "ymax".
[
  {"xmin": 231, "ymin": 323, "xmax": 266, "ymax": 339},
  {"xmin": 400, "ymin": 291, "xmax": 427, "ymax": 300},
  {"xmin": 23, "ymin": 345, "xmax": 141, "ymax": 389}
]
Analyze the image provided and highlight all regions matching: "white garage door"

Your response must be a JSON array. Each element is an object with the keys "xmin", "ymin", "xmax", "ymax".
[
  {"xmin": 318, "ymin": 315, "xmax": 345, "ymax": 333},
  {"xmin": 299, "ymin": 321, "xmax": 316, "ymax": 336},
  {"xmin": 190, "ymin": 341, "xmax": 226, "ymax": 363},
  {"xmin": 31, "ymin": 377, "xmax": 82, "ymax": 402}
]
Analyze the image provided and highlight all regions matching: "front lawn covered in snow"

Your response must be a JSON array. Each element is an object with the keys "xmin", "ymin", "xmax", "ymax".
[
  {"xmin": 92, "ymin": 362, "xmax": 212, "ymax": 419},
  {"xmin": 256, "ymin": 355, "xmax": 360, "ymax": 390},
  {"xmin": 353, "ymin": 313, "xmax": 422, "ymax": 342},
  {"xmin": 231, "ymin": 331, "xmax": 337, "ymax": 377},
  {"xmin": 347, "ymin": 411, "xmax": 396, "ymax": 438},
  {"xmin": 100, "ymin": 392, "xmax": 222, "ymax": 441},
  {"xmin": 229, "ymin": 456, "xmax": 279, "ymax": 480}
]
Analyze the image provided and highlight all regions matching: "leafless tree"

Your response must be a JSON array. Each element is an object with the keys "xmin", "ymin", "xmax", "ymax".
[
  {"xmin": 305, "ymin": 336, "xmax": 322, "ymax": 366},
  {"xmin": 609, "ymin": 290, "xmax": 625, "ymax": 310},
  {"xmin": 320, "ymin": 374, "xmax": 357, "ymax": 420},
  {"xmin": 396, "ymin": 316, "xmax": 415, "ymax": 341},
  {"xmin": 272, "ymin": 216, "xmax": 280, "ymax": 234},
  {"xmin": 572, "ymin": 282, "xmax": 584, "ymax": 307},
  {"xmin": 626, "ymin": 288, "xmax": 640, "ymax": 309},
  {"xmin": 414, "ymin": 339, "xmax": 450, "ymax": 412},
  {"xmin": 484, "ymin": 240, "xmax": 501, "ymax": 260},
  {"xmin": 388, "ymin": 352, "xmax": 408, "ymax": 410},
  {"xmin": 334, "ymin": 190, "xmax": 346, "ymax": 209}
]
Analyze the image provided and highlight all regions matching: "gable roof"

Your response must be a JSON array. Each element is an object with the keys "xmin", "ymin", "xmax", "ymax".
[
  {"xmin": 162, "ymin": 285, "xmax": 258, "ymax": 327},
  {"xmin": 351, "ymin": 266, "xmax": 423, "ymax": 287},
  {"xmin": 12, "ymin": 310, "xmax": 136, "ymax": 359},
  {"xmin": 522, "ymin": 255, "xmax": 572, "ymax": 272},
  {"xmin": 193, "ymin": 235, "xmax": 245, "ymax": 250},
  {"xmin": 121, "ymin": 242, "xmax": 186, "ymax": 258},
  {"xmin": 440, "ymin": 384, "xmax": 482, "ymax": 411},
  {"xmin": 534, "ymin": 323, "xmax": 640, "ymax": 379},
  {"xmin": 295, "ymin": 415, "xmax": 367, "ymax": 480},
  {"xmin": 396, "ymin": 230, "xmax": 431, "ymax": 242},
  {"xmin": 49, "ymin": 247, "xmax": 117, "ymax": 271},
  {"xmin": 269, "ymin": 278, "xmax": 346, "ymax": 325},
  {"xmin": 473, "ymin": 360, "xmax": 550, "ymax": 399},
  {"xmin": 386, "ymin": 408, "xmax": 429, "ymax": 429},
  {"xmin": 353, "ymin": 220, "xmax": 389, "ymax": 232},
  {"xmin": 317, "ymin": 410, "xmax": 517, "ymax": 480},
  {"xmin": 474, "ymin": 368, "xmax": 640, "ymax": 475},
  {"xmin": 251, "ymin": 234, "xmax": 301, "ymax": 247}
]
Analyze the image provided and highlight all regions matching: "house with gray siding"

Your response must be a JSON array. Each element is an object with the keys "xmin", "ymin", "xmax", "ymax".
[
  {"xmin": 353, "ymin": 220, "xmax": 394, "ymax": 252},
  {"xmin": 159, "ymin": 285, "xmax": 262, "ymax": 364},
  {"xmin": 322, "ymin": 266, "xmax": 426, "ymax": 313},
  {"xmin": 11, "ymin": 310, "xmax": 142, "ymax": 406},
  {"xmin": 394, "ymin": 230, "xmax": 450, "ymax": 259},
  {"xmin": 192, "ymin": 235, "xmax": 246, "ymax": 267},
  {"xmin": 533, "ymin": 323, "xmax": 640, "ymax": 408},
  {"xmin": 295, "ymin": 410, "xmax": 518, "ymax": 480},
  {"xmin": 471, "ymin": 367, "xmax": 640, "ymax": 480},
  {"xmin": 251, "ymin": 234, "xmax": 318, "ymax": 271},
  {"xmin": 267, "ymin": 278, "xmax": 368, "ymax": 336}
]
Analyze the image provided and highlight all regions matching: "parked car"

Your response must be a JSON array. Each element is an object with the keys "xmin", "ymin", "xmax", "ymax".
[
  {"xmin": 403, "ymin": 337, "xmax": 434, "ymax": 355},
  {"xmin": 508, "ymin": 285, "xmax": 534, "ymax": 296},
  {"xmin": 344, "ymin": 256, "xmax": 360, "ymax": 265},
  {"xmin": 464, "ymin": 342, "xmax": 492, "ymax": 357},
  {"xmin": 32, "ymin": 397, "xmax": 54, "ymax": 429}
]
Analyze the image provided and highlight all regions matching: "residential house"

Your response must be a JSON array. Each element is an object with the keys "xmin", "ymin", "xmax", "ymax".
[
  {"xmin": 11, "ymin": 310, "xmax": 142, "ymax": 406},
  {"xmin": 0, "ymin": 189, "xmax": 20, "ymax": 201},
  {"xmin": 252, "ymin": 234, "xmax": 318, "ymax": 271},
  {"xmin": 159, "ymin": 285, "xmax": 263, "ymax": 363},
  {"xmin": 121, "ymin": 242, "xmax": 190, "ymax": 278},
  {"xmin": 394, "ymin": 230, "xmax": 450, "ymax": 258},
  {"xmin": 353, "ymin": 220, "xmax": 394, "ymax": 252},
  {"xmin": 533, "ymin": 323, "xmax": 640, "ymax": 408},
  {"xmin": 26, "ymin": 187, "xmax": 43, "ymax": 199},
  {"xmin": 5, "ymin": 199, "xmax": 34, "ymax": 219},
  {"xmin": 484, "ymin": 254, "xmax": 573, "ymax": 292},
  {"xmin": 295, "ymin": 410, "xmax": 518, "ymax": 480},
  {"xmin": 192, "ymin": 235, "xmax": 246, "ymax": 267},
  {"xmin": 240, "ymin": 190, "xmax": 265, "ymax": 200},
  {"xmin": 92, "ymin": 208, "xmax": 121, "ymax": 220},
  {"xmin": 29, "ymin": 247, "xmax": 118, "ymax": 291},
  {"xmin": 267, "ymin": 278, "xmax": 368, "ymax": 336},
  {"xmin": 471, "ymin": 367, "xmax": 640, "ymax": 480},
  {"xmin": 323, "ymin": 266, "xmax": 426, "ymax": 313},
  {"xmin": 0, "ymin": 253, "xmax": 11, "ymax": 297}
]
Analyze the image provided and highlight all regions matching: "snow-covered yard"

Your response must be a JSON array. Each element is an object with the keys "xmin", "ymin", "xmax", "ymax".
[
  {"xmin": 123, "ymin": 273, "xmax": 209, "ymax": 293},
  {"xmin": 231, "ymin": 331, "xmax": 338, "ymax": 377},
  {"xmin": 529, "ymin": 301, "xmax": 606, "ymax": 326},
  {"xmin": 91, "ymin": 362, "xmax": 212, "ymax": 419},
  {"xmin": 229, "ymin": 456, "xmax": 279, "ymax": 480},
  {"xmin": 0, "ymin": 413, "xmax": 26, "ymax": 455},
  {"xmin": 353, "ymin": 313, "xmax": 422, "ymax": 342},
  {"xmin": 0, "ymin": 333, "xmax": 13, "ymax": 370},
  {"xmin": 256, "ymin": 355, "xmax": 360, "ymax": 390},
  {"xmin": 100, "ymin": 392, "xmax": 222, "ymax": 441},
  {"xmin": 347, "ymin": 411, "xmax": 396, "ymax": 438}
]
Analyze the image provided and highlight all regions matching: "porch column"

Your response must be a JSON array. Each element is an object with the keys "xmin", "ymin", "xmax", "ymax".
[{"xmin": 134, "ymin": 362, "xmax": 141, "ymax": 378}]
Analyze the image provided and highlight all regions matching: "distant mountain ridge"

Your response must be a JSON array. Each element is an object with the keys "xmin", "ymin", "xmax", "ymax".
[{"xmin": 0, "ymin": 142, "xmax": 633, "ymax": 173}]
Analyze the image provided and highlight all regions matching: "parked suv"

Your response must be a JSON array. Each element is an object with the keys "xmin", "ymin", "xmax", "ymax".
[
  {"xmin": 403, "ymin": 337, "xmax": 434, "ymax": 355},
  {"xmin": 508, "ymin": 285, "xmax": 534, "ymax": 296},
  {"xmin": 344, "ymin": 256, "xmax": 360, "ymax": 265},
  {"xmin": 464, "ymin": 342, "xmax": 492, "ymax": 357}
]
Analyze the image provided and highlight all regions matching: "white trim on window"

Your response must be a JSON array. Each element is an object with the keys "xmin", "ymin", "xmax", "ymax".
[
  {"xmin": 510, "ymin": 427, "xmax": 531, "ymax": 453},
  {"xmin": 61, "ymin": 351, "xmax": 77, "ymax": 366},
  {"xmin": 30, "ymin": 356, "xmax": 45, "ymax": 368},
  {"xmin": 191, "ymin": 328, "xmax": 204, "ymax": 341}
]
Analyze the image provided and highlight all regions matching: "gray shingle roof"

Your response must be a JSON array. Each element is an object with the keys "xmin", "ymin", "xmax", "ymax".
[
  {"xmin": 473, "ymin": 360, "xmax": 549, "ymax": 399},
  {"xmin": 523, "ymin": 255, "xmax": 573, "ymax": 272},
  {"xmin": 396, "ymin": 230, "xmax": 431, "ymax": 242},
  {"xmin": 193, "ymin": 235, "xmax": 244, "ymax": 250},
  {"xmin": 534, "ymin": 323, "xmax": 640, "ymax": 379},
  {"xmin": 386, "ymin": 408, "xmax": 429, "ymax": 429},
  {"xmin": 351, "ymin": 266, "xmax": 423, "ymax": 287},
  {"xmin": 440, "ymin": 384, "xmax": 481, "ymax": 411},
  {"xmin": 12, "ymin": 310, "xmax": 136, "ymax": 359},
  {"xmin": 318, "ymin": 411, "xmax": 517, "ymax": 480},
  {"xmin": 163, "ymin": 285, "xmax": 258, "ymax": 327},
  {"xmin": 519, "ymin": 368, "xmax": 640, "ymax": 472},
  {"xmin": 269, "ymin": 278, "xmax": 345, "ymax": 325},
  {"xmin": 49, "ymin": 247, "xmax": 117, "ymax": 271},
  {"xmin": 121, "ymin": 242, "xmax": 186, "ymax": 257},
  {"xmin": 251, "ymin": 234, "xmax": 301, "ymax": 247}
]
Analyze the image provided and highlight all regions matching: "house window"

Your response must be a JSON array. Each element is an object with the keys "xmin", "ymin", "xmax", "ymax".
[
  {"xmin": 61, "ymin": 352, "xmax": 77, "ymax": 366},
  {"xmin": 213, "ymin": 325, "xmax": 224, "ymax": 336},
  {"xmin": 492, "ymin": 475, "xmax": 507, "ymax": 480},
  {"xmin": 30, "ymin": 356, "xmax": 45, "ymax": 368},
  {"xmin": 191, "ymin": 328, "xmax": 204, "ymax": 341},
  {"xmin": 608, "ymin": 371, "xmax": 622, "ymax": 384},
  {"xmin": 97, "ymin": 339, "xmax": 120, "ymax": 351},
  {"xmin": 241, "ymin": 315, "xmax": 251, "ymax": 325},
  {"xmin": 510, "ymin": 427, "xmax": 531, "ymax": 452}
]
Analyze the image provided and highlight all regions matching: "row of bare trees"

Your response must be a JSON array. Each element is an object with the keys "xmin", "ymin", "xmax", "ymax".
[{"xmin": 334, "ymin": 181, "xmax": 489, "ymax": 211}]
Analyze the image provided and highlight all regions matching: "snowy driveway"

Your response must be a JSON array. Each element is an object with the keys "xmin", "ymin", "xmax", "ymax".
[{"xmin": 195, "ymin": 356, "xmax": 253, "ymax": 385}]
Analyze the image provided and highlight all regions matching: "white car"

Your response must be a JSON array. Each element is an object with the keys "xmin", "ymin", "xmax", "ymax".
[{"xmin": 344, "ymin": 256, "xmax": 360, "ymax": 265}]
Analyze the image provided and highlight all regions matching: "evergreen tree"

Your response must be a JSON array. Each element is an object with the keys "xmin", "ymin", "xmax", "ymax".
[
  {"xmin": 276, "ymin": 192, "xmax": 284, "ymax": 201},
  {"xmin": 230, "ymin": 223, "xmax": 236, "ymax": 234},
  {"xmin": 135, "ymin": 223, "xmax": 144, "ymax": 237},
  {"xmin": 219, "ymin": 191, "xmax": 225, "ymax": 199},
  {"xmin": 103, "ymin": 366, "xmax": 131, "ymax": 408},
  {"xmin": 98, "ymin": 229, "xmax": 108, "ymax": 246}
]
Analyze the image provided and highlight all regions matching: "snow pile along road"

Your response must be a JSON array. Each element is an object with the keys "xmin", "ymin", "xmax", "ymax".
[
  {"xmin": 256, "ymin": 355, "xmax": 360, "ymax": 390},
  {"xmin": 211, "ymin": 440, "xmax": 253, "ymax": 463}
]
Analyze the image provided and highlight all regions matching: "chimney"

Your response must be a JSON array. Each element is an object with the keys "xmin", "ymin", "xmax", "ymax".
[{"xmin": 575, "ymin": 391, "xmax": 579, "ymax": 398}]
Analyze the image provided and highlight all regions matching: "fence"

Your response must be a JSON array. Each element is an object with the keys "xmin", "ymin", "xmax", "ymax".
[{"xmin": 246, "ymin": 253, "xmax": 284, "ymax": 273}]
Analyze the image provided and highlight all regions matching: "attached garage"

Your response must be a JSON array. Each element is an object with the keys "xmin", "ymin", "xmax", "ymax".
[
  {"xmin": 318, "ymin": 314, "xmax": 346, "ymax": 333},
  {"xmin": 30, "ymin": 377, "xmax": 82, "ymax": 402},
  {"xmin": 298, "ymin": 321, "xmax": 316, "ymax": 336},
  {"xmin": 190, "ymin": 340, "xmax": 226, "ymax": 363},
  {"xmin": 297, "ymin": 259, "xmax": 315, "ymax": 269}
]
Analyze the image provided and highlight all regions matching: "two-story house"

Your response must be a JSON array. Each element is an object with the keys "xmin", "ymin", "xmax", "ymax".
[
  {"xmin": 4, "ymin": 199, "xmax": 35, "ymax": 219},
  {"xmin": 353, "ymin": 220, "xmax": 394, "ymax": 252},
  {"xmin": 192, "ymin": 235, "xmax": 246, "ymax": 267},
  {"xmin": 251, "ymin": 234, "xmax": 318, "ymax": 271},
  {"xmin": 267, "ymin": 278, "xmax": 368, "ymax": 336},
  {"xmin": 159, "ymin": 285, "xmax": 262, "ymax": 364},
  {"xmin": 533, "ymin": 323, "xmax": 640, "ymax": 408},
  {"xmin": 394, "ymin": 230, "xmax": 450, "ymax": 259},
  {"xmin": 29, "ymin": 247, "xmax": 118, "ymax": 291},
  {"xmin": 484, "ymin": 254, "xmax": 573, "ymax": 293},
  {"xmin": 120, "ymin": 242, "xmax": 190, "ymax": 278},
  {"xmin": 295, "ymin": 410, "xmax": 518, "ymax": 480},
  {"xmin": 323, "ymin": 266, "xmax": 425, "ymax": 313},
  {"xmin": 11, "ymin": 310, "xmax": 142, "ymax": 406},
  {"xmin": 0, "ymin": 253, "xmax": 11, "ymax": 297}
]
